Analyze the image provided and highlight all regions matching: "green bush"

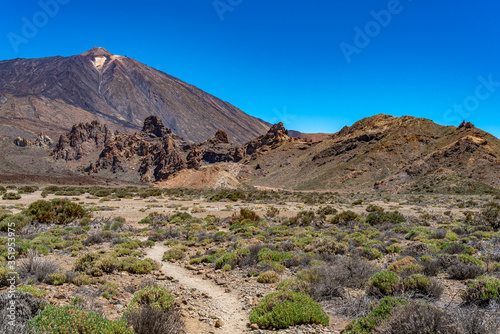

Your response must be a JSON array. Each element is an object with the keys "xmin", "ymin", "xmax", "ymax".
[
  {"xmin": 343, "ymin": 297, "xmax": 408, "ymax": 334},
  {"xmin": 162, "ymin": 247, "xmax": 186, "ymax": 262},
  {"xmin": 367, "ymin": 271, "xmax": 402, "ymax": 296},
  {"xmin": 126, "ymin": 285, "xmax": 175, "ymax": 314},
  {"xmin": 388, "ymin": 256, "xmax": 424, "ymax": 275},
  {"xmin": 215, "ymin": 251, "xmax": 238, "ymax": 269},
  {"xmin": 257, "ymin": 270, "xmax": 280, "ymax": 283},
  {"xmin": 0, "ymin": 213, "xmax": 31, "ymax": 231},
  {"xmin": 249, "ymin": 291, "xmax": 329, "ymax": 329},
  {"xmin": 277, "ymin": 278, "xmax": 310, "ymax": 295},
  {"xmin": 18, "ymin": 186, "xmax": 39, "ymax": 193},
  {"xmin": 2, "ymin": 192, "xmax": 21, "ymax": 200},
  {"xmin": 23, "ymin": 199, "xmax": 90, "ymax": 224},
  {"xmin": 73, "ymin": 252, "xmax": 117, "ymax": 276},
  {"xmin": 360, "ymin": 247, "xmax": 382, "ymax": 260},
  {"xmin": 28, "ymin": 305, "xmax": 133, "ymax": 333},
  {"xmin": 118, "ymin": 257, "xmax": 159, "ymax": 274},
  {"xmin": 0, "ymin": 266, "xmax": 18, "ymax": 287},
  {"xmin": 16, "ymin": 285, "xmax": 48, "ymax": 298},
  {"xmin": 461, "ymin": 275, "xmax": 500, "ymax": 305},
  {"xmin": 331, "ymin": 210, "xmax": 362, "ymax": 224},
  {"xmin": 49, "ymin": 273, "xmax": 67, "ymax": 286}
]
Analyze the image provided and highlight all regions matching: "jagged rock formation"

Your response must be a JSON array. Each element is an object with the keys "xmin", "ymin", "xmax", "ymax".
[
  {"xmin": 142, "ymin": 116, "xmax": 171, "ymax": 138},
  {"xmin": 0, "ymin": 47, "xmax": 270, "ymax": 144},
  {"xmin": 50, "ymin": 114, "xmax": 500, "ymax": 192},
  {"xmin": 139, "ymin": 135, "xmax": 188, "ymax": 182},
  {"xmin": 243, "ymin": 122, "xmax": 290, "ymax": 156},
  {"xmin": 52, "ymin": 121, "xmax": 112, "ymax": 161},
  {"xmin": 51, "ymin": 116, "xmax": 293, "ymax": 185}
]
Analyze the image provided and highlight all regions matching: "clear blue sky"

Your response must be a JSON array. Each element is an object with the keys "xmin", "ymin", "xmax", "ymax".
[{"xmin": 1, "ymin": 0, "xmax": 499, "ymax": 138}]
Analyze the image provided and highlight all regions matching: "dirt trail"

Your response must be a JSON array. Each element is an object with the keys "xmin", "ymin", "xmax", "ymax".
[{"xmin": 145, "ymin": 244, "xmax": 248, "ymax": 333}]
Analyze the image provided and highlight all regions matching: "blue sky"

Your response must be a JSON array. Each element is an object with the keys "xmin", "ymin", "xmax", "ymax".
[{"xmin": 1, "ymin": 0, "xmax": 499, "ymax": 138}]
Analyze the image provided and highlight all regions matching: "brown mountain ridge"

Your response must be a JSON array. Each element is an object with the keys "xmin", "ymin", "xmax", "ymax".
[{"xmin": 45, "ymin": 114, "xmax": 500, "ymax": 193}]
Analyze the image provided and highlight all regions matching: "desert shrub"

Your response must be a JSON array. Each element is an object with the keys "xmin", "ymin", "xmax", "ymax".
[
  {"xmin": 366, "ymin": 271, "xmax": 402, "ymax": 296},
  {"xmin": 265, "ymin": 206, "xmax": 280, "ymax": 218},
  {"xmin": 48, "ymin": 273, "xmax": 66, "ymax": 286},
  {"xmin": 257, "ymin": 270, "xmax": 280, "ymax": 283},
  {"xmin": 403, "ymin": 274, "xmax": 443, "ymax": 298},
  {"xmin": 162, "ymin": 247, "xmax": 185, "ymax": 262},
  {"xmin": 236, "ymin": 208, "xmax": 260, "ymax": 223},
  {"xmin": 320, "ymin": 256, "xmax": 377, "ymax": 288},
  {"xmin": 73, "ymin": 252, "xmax": 117, "ymax": 276},
  {"xmin": 82, "ymin": 231, "xmax": 115, "ymax": 246},
  {"xmin": 448, "ymin": 263, "xmax": 484, "ymax": 280},
  {"xmin": 23, "ymin": 199, "xmax": 90, "ymax": 225},
  {"xmin": 277, "ymin": 278, "xmax": 310, "ymax": 295},
  {"xmin": 481, "ymin": 204, "xmax": 500, "ymax": 230},
  {"xmin": 124, "ymin": 305, "xmax": 184, "ymax": 334},
  {"xmin": 331, "ymin": 210, "xmax": 362, "ymax": 225},
  {"xmin": 3, "ymin": 192, "xmax": 21, "ymax": 200},
  {"xmin": 306, "ymin": 256, "xmax": 378, "ymax": 301},
  {"xmin": 443, "ymin": 243, "xmax": 467, "ymax": 255},
  {"xmin": 401, "ymin": 242, "xmax": 432, "ymax": 258},
  {"xmin": 451, "ymin": 305, "xmax": 500, "ymax": 334},
  {"xmin": 377, "ymin": 301, "xmax": 462, "ymax": 334},
  {"xmin": 28, "ymin": 305, "xmax": 132, "ymax": 333},
  {"xmin": 461, "ymin": 275, "xmax": 500, "ymax": 305},
  {"xmin": 249, "ymin": 291, "xmax": 329, "ymax": 329},
  {"xmin": 18, "ymin": 186, "xmax": 38, "ymax": 194},
  {"xmin": 0, "ymin": 291, "xmax": 47, "ymax": 333},
  {"xmin": 360, "ymin": 247, "xmax": 382, "ymax": 260},
  {"xmin": 366, "ymin": 204, "xmax": 384, "ymax": 212},
  {"xmin": 366, "ymin": 211, "xmax": 387, "ymax": 225},
  {"xmin": 16, "ymin": 286, "xmax": 48, "ymax": 299},
  {"xmin": 17, "ymin": 250, "xmax": 58, "ymax": 284},
  {"xmin": 0, "ymin": 266, "xmax": 18, "ymax": 287},
  {"xmin": 137, "ymin": 188, "xmax": 162, "ymax": 198},
  {"xmin": 317, "ymin": 206, "xmax": 337, "ymax": 216},
  {"xmin": 343, "ymin": 296, "xmax": 407, "ymax": 334},
  {"xmin": 239, "ymin": 244, "xmax": 272, "ymax": 267},
  {"xmin": 126, "ymin": 285, "xmax": 175, "ymax": 314},
  {"xmin": 388, "ymin": 256, "xmax": 424, "ymax": 275},
  {"xmin": 215, "ymin": 251, "xmax": 239, "ymax": 269},
  {"xmin": 303, "ymin": 238, "xmax": 347, "ymax": 255},
  {"xmin": 118, "ymin": 257, "xmax": 158, "ymax": 275},
  {"xmin": 0, "ymin": 214, "xmax": 31, "ymax": 232}
]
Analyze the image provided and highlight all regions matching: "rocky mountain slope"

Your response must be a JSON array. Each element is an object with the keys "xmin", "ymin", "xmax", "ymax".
[
  {"xmin": 0, "ymin": 47, "xmax": 270, "ymax": 144},
  {"xmin": 240, "ymin": 115, "xmax": 500, "ymax": 193}
]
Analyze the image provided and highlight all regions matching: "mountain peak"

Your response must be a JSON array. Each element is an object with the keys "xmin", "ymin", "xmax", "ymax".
[{"xmin": 80, "ymin": 47, "xmax": 113, "ymax": 57}]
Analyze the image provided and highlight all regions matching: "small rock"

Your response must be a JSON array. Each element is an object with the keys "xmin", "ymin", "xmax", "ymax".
[
  {"xmin": 250, "ymin": 323, "xmax": 259, "ymax": 330},
  {"xmin": 215, "ymin": 319, "xmax": 223, "ymax": 328}
]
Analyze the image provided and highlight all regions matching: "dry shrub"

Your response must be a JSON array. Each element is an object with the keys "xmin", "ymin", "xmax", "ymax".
[
  {"xmin": 124, "ymin": 305, "xmax": 184, "ymax": 334},
  {"xmin": 309, "ymin": 256, "xmax": 378, "ymax": 301},
  {"xmin": 451, "ymin": 305, "xmax": 500, "ymax": 334},
  {"xmin": 377, "ymin": 301, "xmax": 462, "ymax": 334},
  {"xmin": 17, "ymin": 250, "xmax": 59, "ymax": 284},
  {"xmin": 448, "ymin": 263, "xmax": 484, "ymax": 280}
]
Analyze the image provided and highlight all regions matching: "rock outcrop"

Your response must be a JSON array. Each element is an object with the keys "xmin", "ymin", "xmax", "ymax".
[
  {"xmin": 51, "ymin": 116, "xmax": 296, "ymax": 186},
  {"xmin": 52, "ymin": 121, "xmax": 112, "ymax": 161},
  {"xmin": 242, "ymin": 122, "xmax": 291, "ymax": 156},
  {"xmin": 142, "ymin": 116, "xmax": 171, "ymax": 138},
  {"xmin": 14, "ymin": 134, "xmax": 53, "ymax": 148}
]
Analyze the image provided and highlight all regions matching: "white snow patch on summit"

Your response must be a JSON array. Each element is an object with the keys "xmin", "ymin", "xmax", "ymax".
[{"xmin": 91, "ymin": 56, "xmax": 107, "ymax": 70}]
